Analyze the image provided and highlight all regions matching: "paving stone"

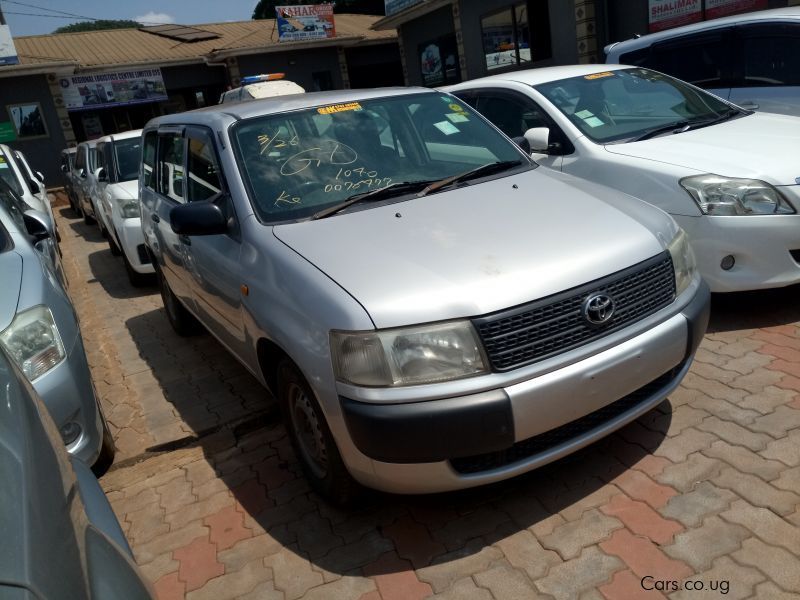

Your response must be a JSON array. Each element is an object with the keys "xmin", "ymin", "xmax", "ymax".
[
  {"xmin": 740, "ymin": 386, "xmax": 798, "ymax": 415},
  {"xmin": 204, "ymin": 504, "xmax": 252, "ymax": 551},
  {"xmin": 134, "ymin": 521, "xmax": 210, "ymax": 565},
  {"xmin": 600, "ymin": 528, "xmax": 693, "ymax": 582},
  {"xmin": 599, "ymin": 494, "xmax": 683, "ymax": 545},
  {"xmin": 689, "ymin": 393, "xmax": 760, "ymax": 425},
  {"xmin": 597, "ymin": 569, "xmax": 666, "ymax": 600},
  {"xmin": 363, "ymin": 552, "xmax": 431, "ymax": 600},
  {"xmin": 733, "ymin": 538, "xmax": 800, "ymax": 592},
  {"xmin": 473, "ymin": 564, "xmax": 542, "ymax": 599},
  {"xmin": 416, "ymin": 539, "xmax": 504, "ymax": 593},
  {"xmin": 534, "ymin": 546, "xmax": 623, "ymax": 600},
  {"xmin": 772, "ymin": 466, "xmax": 800, "ymax": 493},
  {"xmin": 731, "ymin": 369, "xmax": 785, "ymax": 394},
  {"xmin": 762, "ymin": 430, "xmax": 800, "ymax": 466},
  {"xmin": 316, "ymin": 530, "xmax": 394, "ymax": 573},
  {"xmin": 264, "ymin": 546, "xmax": 325, "ymax": 600},
  {"xmin": 238, "ymin": 581, "xmax": 285, "ymax": 600},
  {"xmin": 290, "ymin": 512, "xmax": 344, "ymax": 560},
  {"xmin": 653, "ymin": 428, "xmax": 716, "ymax": 463},
  {"xmin": 153, "ymin": 572, "xmax": 185, "ymax": 600},
  {"xmin": 428, "ymin": 576, "xmax": 494, "ymax": 600},
  {"xmin": 382, "ymin": 516, "xmax": 445, "ymax": 569},
  {"xmin": 723, "ymin": 351, "xmax": 774, "ymax": 375},
  {"xmin": 186, "ymin": 558, "xmax": 274, "ymax": 600},
  {"xmin": 751, "ymin": 581, "xmax": 800, "ymax": 599},
  {"xmin": 720, "ymin": 500, "xmax": 800, "ymax": 554},
  {"xmin": 659, "ymin": 481, "xmax": 736, "ymax": 527},
  {"xmin": 138, "ymin": 552, "xmax": 179, "ymax": 583},
  {"xmin": 165, "ymin": 490, "xmax": 234, "ymax": 531},
  {"xmin": 669, "ymin": 556, "xmax": 762, "ymax": 600},
  {"xmin": 696, "ymin": 417, "xmax": 772, "ymax": 452},
  {"xmin": 609, "ymin": 469, "xmax": 677, "ymax": 509},
  {"xmin": 173, "ymin": 535, "xmax": 225, "ymax": 592},
  {"xmin": 431, "ymin": 507, "xmax": 509, "ymax": 551},
  {"xmin": 494, "ymin": 529, "xmax": 561, "ymax": 581},
  {"xmin": 644, "ymin": 405, "xmax": 709, "ymax": 437},
  {"xmin": 656, "ymin": 452, "xmax": 723, "ymax": 493},
  {"xmin": 713, "ymin": 469, "xmax": 800, "ymax": 516},
  {"xmin": 558, "ymin": 485, "xmax": 621, "ymax": 521},
  {"xmin": 218, "ymin": 532, "xmax": 284, "ymax": 573},
  {"xmin": 749, "ymin": 406, "xmax": 800, "ymax": 438},
  {"xmin": 702, "ymin": 440, "xmax": 786, "ymax": 481},
  {"xmin": 540, "ymin": 509, "xmax": 623, "ymax": 560},
  {"xmin": 663, "ymin": 516, "xmax": 750, "ymax": 571}
]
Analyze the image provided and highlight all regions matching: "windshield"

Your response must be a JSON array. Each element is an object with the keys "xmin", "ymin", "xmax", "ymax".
[
  {"xmin": 535, "ymin": 68, "xmax": 740, "ymax": 144},
  {"xmin": 0, "ymin": 149, "xmax": 23, "ymax": 196},
  {"xmin": 231, "ymin": 92, "xmax": 530, "ymax": 222},
  {"xmin": 113, "ymin": 137, "xmax": 142, "ymax": 182}
]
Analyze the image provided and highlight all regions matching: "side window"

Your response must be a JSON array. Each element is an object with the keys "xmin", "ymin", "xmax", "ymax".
[
  {"xmin": 186, "ymin": 132, "xmax": 223, "ymax": 202},
  {"xmin": 95, "ymin": 145, "xmax": 105, "ymax": 177},
  {"xmin": 648, "ymin": 30, "xmax": 732, "ymax": 88},
  {"xmin": 157, "ymin": 132, "xmax": 185, "ymax": 202},
  {"xmin": 142, "ymin": 131, "xmax": 157, "ymax": 190},
  {"xmin": 739, "ymin": 23, "xmax": 800, "ymax": 87}
]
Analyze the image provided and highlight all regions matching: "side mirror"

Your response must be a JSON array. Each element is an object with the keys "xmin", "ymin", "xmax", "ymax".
[
  {"xmin": 23, "ymin": 210, "xmax": 53, "ymax": 242},
  {"xmin": 170, "ymin": 202, "xmax": 227, "ymax": 236},
  {"xmin": 511, "ymin": 136, "xmax": 531, "ymax": 154},
  {"xmin": 60, "ymin": 164, "xmax": 67, "ymax": 173},
  {"xmin": 79, "ymin": 168, "xmax": 87, "ymax": 179},
  {"xmin": 27, "ymin": 179, "xmax": 41, "ymax": 195},
  {"xmin": 95, "ymin": 167, "xmax": 107, "ymax": 182},
  {"xmin": 524, "ymin": 127, "xmax": 551, "ymax": 153},
  {"xmin": 35, "ymin": 171, "xmax": 44, "ymax": 182}
]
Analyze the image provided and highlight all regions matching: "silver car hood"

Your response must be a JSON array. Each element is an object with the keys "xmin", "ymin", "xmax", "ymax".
[
  {"xmin": 0, "ymin": 251, "xmax": 22, "ymax": 332},
  {"xmin": 605, "ymin": 113, "xmax": 800, "ymax": 186},
  {"xmin": 274, "ymin": 170, "xmax": 672, "ymax": 329}
]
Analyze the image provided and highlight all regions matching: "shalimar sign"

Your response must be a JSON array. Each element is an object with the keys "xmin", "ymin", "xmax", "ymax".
[
  {"xmin": 275, "ymin": 5, "xmax": 336, "ymax": 42},
  {"xmin": 648, "ymin": 0, "xmax": 702, "ymax": 32}
]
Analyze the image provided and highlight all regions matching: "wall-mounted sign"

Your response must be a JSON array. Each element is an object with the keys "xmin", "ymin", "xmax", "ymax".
[
  {"xmin": 705, "ymin": 0, "xmax": 767, "ymax": 20},
  {"xmin": 81, "ymin": 114, "xmax": 104, "ymax": 140},
  {"xmin": 59, "ymin": 68, "xmax": 168, "ymax": 111},
  {"xmin": 7, "ymin": 103, "xmax": 48, "ymax": 139},
  {"xmin": 0, "ymin": 25, "xmax": 19, "ymax": 66},
  {"xmin": 275, "ymin": 5, "xmax": 336, "ymax": 42},
  {"xmin": 0, "ymin": 122, "xmax": 16, "ymax": 142},
  {"xmin": 385, "ymin": 0, "xmax": 425, "ymax": 18},
  {"xmin": 419, "ymin": 35, "xmax": 460, "ymax": 87},
  {"xmin": 648, "ymin": 0, "xmax": 702, "ymax": 32}
]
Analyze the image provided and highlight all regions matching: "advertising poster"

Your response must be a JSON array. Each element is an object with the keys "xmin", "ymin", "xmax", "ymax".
[
  {"xmin": 384, "ymin": 0, "xmax": 425, "ymax": 17},
  {"xmin": 275, "ymin": 5, "xmax": 336, "ymax": 42},
  {"xmin": 7, "ymin": 103, "xmax": 47, "ymax": 138},
  {"xmin": 0, "ymin": 25, "xmax": 19, "ymax": 66},
  {"xmin": 648, "ymin": 0, "xmax": 703, "ymax": 32},
  {"xmin": 59, "ymin": 68, "xmax": 168, "ymax": 111},
  {"xmin": 705, "ymin": 0, "xmax": 768, "ymax": 20}
]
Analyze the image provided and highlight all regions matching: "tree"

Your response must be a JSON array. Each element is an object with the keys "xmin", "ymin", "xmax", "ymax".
[
  {"xmin": 252, "ymin": 0, "xmax": 385, "ymax": 19},
  {"xmin": 53, "ymin": 20, "xmax": 141, "ymax": 34}
]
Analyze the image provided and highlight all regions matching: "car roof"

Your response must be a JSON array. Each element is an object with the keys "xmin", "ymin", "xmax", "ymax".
[
  {"xmin": 606, "ymin": 6, "xmax": 800, "ymax": 55},
  {"xmin": 148, "ymin": 87, "xmax": 434, "ymax": 128},
  {"xmin": 96, "ymin": 129, "xmax": 142, "ymax": 144},
  {"xmin": 444, "ymin": 64, "xmax": 631, "ymax": 89}
]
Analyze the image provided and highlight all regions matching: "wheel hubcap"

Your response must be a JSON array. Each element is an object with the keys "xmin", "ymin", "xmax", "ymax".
[{"xmin": 288, "ymin": 383, "xmax": 328, "ymax": 479}]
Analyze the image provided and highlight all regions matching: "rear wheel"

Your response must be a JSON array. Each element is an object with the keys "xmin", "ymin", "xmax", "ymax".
[
  {"xmin": 277, "ymin": 360, "xmax": 360, "ymax": 505},
  {"xmin": 157, "ymin": 266, "xmax": 201, "ymax": 336},
  {"xmin": 123, "ymin": 249, "xmax": 152, "ymax": 287}
]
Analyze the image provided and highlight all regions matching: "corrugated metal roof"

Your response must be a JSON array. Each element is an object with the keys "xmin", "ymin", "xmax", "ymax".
[{"xmin": 14, "ymin": 15, "xmax": 396, "ymax": 69}]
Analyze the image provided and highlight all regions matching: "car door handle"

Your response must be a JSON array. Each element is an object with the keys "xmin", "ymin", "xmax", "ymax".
[
  {"xmin": 151, "ymin": 213, "xmax": 160, "ymax": 223},
  {"xmin": 178, "ymin": 234, "xmax": 191, "ymax": 246}
]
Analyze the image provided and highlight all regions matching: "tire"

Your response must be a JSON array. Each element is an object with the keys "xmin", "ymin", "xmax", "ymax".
[
  {"xmin": 107, "ymin": 231, "xmax": 122, "ymax": 256},
  {"xmin": 157, "ymin": 266, "xmax": 201, "ymax": 335},
  {"xmin": 277, "ymin": 360, "xmax": 360, "ymax": 505},
  {"xmin": 91, "ymin": 415, "xmax": 116, "ymax": 477},
  {"xmin": 123, "ymin": 249, "xmax": 152, "ymax": 287},
  {"xmin": 83, "ymin": 208, "xmax": 95, "ymax": 225}
]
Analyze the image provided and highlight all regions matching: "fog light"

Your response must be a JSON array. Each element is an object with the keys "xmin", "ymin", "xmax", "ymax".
[
  {"xmin": 720, "ymin": 255, "xmax": 735, "ymax": 270},
  {"xmin": 60, "ymin": 422, "xmax": 81, "ymax": 446}
]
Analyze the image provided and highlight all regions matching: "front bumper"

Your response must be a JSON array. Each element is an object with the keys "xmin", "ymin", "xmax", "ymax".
[
  {"xmin": 33, "ymin": 332, "xmax": 104, "ymax": 465},
  {"xmin": 338, "ymin": 280, "xmax": 710, "ymax": 494},
  {"xmin": 115, "ymin": 216, "xmax": 154, "ymax": 274}
]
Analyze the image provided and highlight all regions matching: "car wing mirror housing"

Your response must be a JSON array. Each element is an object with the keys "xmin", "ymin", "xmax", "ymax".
[
  {"xmin": 35, "ymin": 170, "xmax": 44, "ymax": 182},
  {"xmin": 95, "ymin": 167, "xmax": 108, "ymax": 182},
  {"xmin": 511, "ymin": 135, "xmax": 531, "ymax": 154},
  {"xmin": 524, "ymin": 127, "xmax": 551, "ymax": 153},
  {"xmin": 23, "ymin": 209, "xmax": 53, "ymax": 242},
  {"xmin": 170, "ymin": 202, "xmax": 227, "ymax": 236}
]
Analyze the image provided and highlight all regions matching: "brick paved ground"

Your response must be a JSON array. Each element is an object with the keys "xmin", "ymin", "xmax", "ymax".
[{"xmin": 54, "ymin": 200, "xmax": 800, "ymax": 600}]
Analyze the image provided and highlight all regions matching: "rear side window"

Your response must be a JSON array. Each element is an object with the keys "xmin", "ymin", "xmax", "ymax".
[
  {"xmin": 157, "ymin": 132, "xmax": 185, "ymax": 202},
  {"xmin": 187, "ymin": 132, "xmax": 223, "ymax": 202},
  {"xmin": 739, "ymin": 23, "xmax": 800, "ymax": 87},
  {"xmin": 142, "ymin": 131, "xmax": 157, "ymax": 190}
]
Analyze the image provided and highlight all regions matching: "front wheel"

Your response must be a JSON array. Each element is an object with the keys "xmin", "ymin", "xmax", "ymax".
[
  {"xmin": 277, "ymin": 360, "xmax": 360, "ymax": 505},
  {"xmin": 157, "ymin": 266, "xmax": 201, "ymax": 336},
  {"xmin": 123, "ymin": 249, "xmax": 152, "ymax": 287}
]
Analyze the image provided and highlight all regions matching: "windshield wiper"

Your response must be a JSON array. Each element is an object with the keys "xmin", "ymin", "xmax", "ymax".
[
  {"xmin": 416, "ymin": 160, "xmax": 523, "ymax": 197},
  {"xmin": 629, "ymin": 121, "xmax": 691, "ymax": 142},
  {"xmin": 310, "ymin": 180, "xmax": 434, "ymax": 220}
]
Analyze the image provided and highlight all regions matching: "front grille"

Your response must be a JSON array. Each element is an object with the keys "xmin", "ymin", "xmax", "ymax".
[
  {"xmin": 473, "ymin": 252, "xmax": 675, "ymax": 372},
  {"xmin": 450, "ymin": 362, "xmax": 683, "ymax": 475}
]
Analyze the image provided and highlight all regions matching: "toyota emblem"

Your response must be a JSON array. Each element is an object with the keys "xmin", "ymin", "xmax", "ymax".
[{"xmin": 582, "ymin": 293, "xmax": 615, "ymax": 326}]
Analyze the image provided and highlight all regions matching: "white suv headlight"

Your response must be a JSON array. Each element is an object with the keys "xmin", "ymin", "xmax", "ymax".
[
  {"xmin": 680, "ymin": 174, "xmax": 795, "ymax": 215},
  {"xmin": 118, "ymin": 197, "xmax": 140, "ymax": 219},
  {"xmin": 668, "ymin": 229, "xmax": 697, "ymax": 296},
  {"xmin": 0, "ymin": 306, "xmax": 66, "ymax": 381},
  {"xmin": 331, "ymin": 320, "xmax": 489, "ymax": 387}
]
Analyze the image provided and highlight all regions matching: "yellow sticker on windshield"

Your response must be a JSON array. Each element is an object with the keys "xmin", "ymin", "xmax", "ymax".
[
  {"xmin": 584, "ymin": 71, "xmax": 615, "ymax": 80},
  {"xmin": 318, "ymin": 102, "xmax": 362, "ymax": 115},
  {"xmin": 449, "ymin": 103, "xmax": 465, "ymax": 113}
]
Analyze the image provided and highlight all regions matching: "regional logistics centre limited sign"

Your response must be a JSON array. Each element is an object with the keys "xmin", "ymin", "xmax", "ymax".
[
  {"xmin": 275, "ymin": 5, "xmax": 336, "ymax": 42},
  {"xmin": 59, "ymin": 68, "xmax": 168, "ymax": 111}
]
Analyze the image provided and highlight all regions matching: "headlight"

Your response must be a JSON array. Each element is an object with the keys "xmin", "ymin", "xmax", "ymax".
[
  {"xmin": 118, "ymin": 197, "xmax": 140, "ymax": 219},
  {"xmin": 0, "ymin": 306, "xmax": 66, "ymax": 381},
  {"xmin": 680, "ymin": 174, "xmax": 795, "ymax": 215},
  {"xmin": 667, "ymin": 229, "xmax": 697, "ymax": 296},
  {"xmin": 331, "ymin": 320, "xmax": 489, "ymax": 387}
]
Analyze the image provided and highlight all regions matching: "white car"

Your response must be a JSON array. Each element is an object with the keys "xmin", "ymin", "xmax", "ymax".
[
  {"xmin": 73, "ymin": 140, "xmax": 100, "ymax": 225},
  {"xmin": 446, "ymin": 64, "xmax": 800, "ymax": 292},
  {"xmin": 94, "ymin": 130, "xmax": 154, "ymax": 286},
  {"xmin": 0, "ymin": 144, "xmax": 49, "ymax": 217}
]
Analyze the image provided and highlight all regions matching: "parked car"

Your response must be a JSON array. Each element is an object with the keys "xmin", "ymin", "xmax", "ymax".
[
  {"xmin": 0, "ymin": 347, "xmax": 153, "ymax": 599},
  {"xmin": 446, "ymin": 64, "xmax": 800, "ymax": 293},
  {"xmin": 61, "ymin": 146, "xmax": 79, "ymax": 212},
  {"xmin": 73, "ymin": 139, "xmax": 100, "ymax": 224},
  {"xmin": 140, "ymin": 88, "xmax": 709, "ymax": 502},
  {"xmin": 95, "ymin": 129, "xmax": 154, "ymax": 286},
  {"xmin": 0, "ymin": 144, "xmax": 50, "ymax": 217},
  {"xmin": 219, "ymin": 73, "xmax": 305, "ymax": 104},
  {"xmin": 0, "ymin": 180, "xmax": 115, "ymax": 472},
  {"xmin": 605, "ymin": 7, "xmax": 800, "ymax": 117}
]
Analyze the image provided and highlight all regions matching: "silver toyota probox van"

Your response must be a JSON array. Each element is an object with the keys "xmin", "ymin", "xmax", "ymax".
[{"xmin": 140, "ymin": 88, "xmax": 710, "ymax": 503}]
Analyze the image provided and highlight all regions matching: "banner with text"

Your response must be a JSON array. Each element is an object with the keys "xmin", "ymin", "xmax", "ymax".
[
  {"xmin": 0, "ymin": 25, "xmax": 20, "ymax": 66},
  {"xmin": 648, "ymin": 0, "xmax": 703, "ymax": 32},
  {"xmin": 705, "ymin": 0, "xmax": 768, "ymax": 20},
  {"xmin": 275, "ymin": 5, "xmax": 335, "ymax": 42},
  {"xmin": 384, "ymin": 0, "xmax": 425, "ymax": 17},
  {"xmin": 59, "ymin": 68, "xmax": 168, "ymax": 111}
]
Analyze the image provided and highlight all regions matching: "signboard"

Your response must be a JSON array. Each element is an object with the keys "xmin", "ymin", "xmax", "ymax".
[
  {"xmin": 385, "ymin": 0, "xmax": 425, "ymax": 17},
  {"xmin": 0, "ymin": 122, "xmax": 16, "ymax": 142},
  {"xmin": 275, "ymin": 5, "xmax": 336, "ymax": 42},
  {"xmin": 59, "ymin": 68, "xmax": 168, "ymax": 111},
  {"xmin": 705, "ymin": 0, "xmax": 768, "ymax": 20},
  {"xmin": 648, "ymin": 0, "xmax": 703, "ymax": 32},
  {"xmin": 0, "ymin": 25, "xmax": 19, "ymax": 66}
]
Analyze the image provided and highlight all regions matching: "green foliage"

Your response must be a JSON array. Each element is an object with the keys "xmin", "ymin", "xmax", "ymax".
[
  {"xmin": 53, "ymin": 20, "xmax": 141, "ymax": 34},
  {"xmin": 252, "ymin": 0, "xmax": 385, "ymax": 19}
]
